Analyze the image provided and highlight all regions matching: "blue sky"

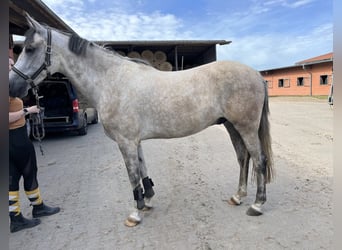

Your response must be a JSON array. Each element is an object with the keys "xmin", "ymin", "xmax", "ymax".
[{"xmin": 38, "ymin": 0, "xmax": 332, "ymax": 70}]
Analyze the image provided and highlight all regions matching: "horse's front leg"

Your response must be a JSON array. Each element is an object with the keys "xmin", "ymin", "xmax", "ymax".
[
  {"xmin": 117, "ymin": 140, "xmax": 145, "ymax": 227},
  {"xmin": 138, "ymin": 144, "xmax": 155, "ymax": 209}
]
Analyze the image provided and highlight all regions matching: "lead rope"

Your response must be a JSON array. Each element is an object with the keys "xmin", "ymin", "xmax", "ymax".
[{"xmin": 30, "ymin": 88, "xmax": 45, "ymax": 156}]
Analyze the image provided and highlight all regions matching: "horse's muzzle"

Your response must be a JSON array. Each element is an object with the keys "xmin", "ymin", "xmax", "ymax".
[{"xmin": 9, "ymin": 74, "xmax": 28, "ymax": 98}]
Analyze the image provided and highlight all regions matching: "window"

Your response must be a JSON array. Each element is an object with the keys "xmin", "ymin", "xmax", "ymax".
[
  {"xmin": 278, "ymin": 79, "xmax": 284, "ymax": 88},
  {"xmin": 278, "ymin": 78, "xmax": 290, "ymax": 88},
  {"xmin": 297, "ymin": 77, "xmax": 304, "ymax": 86},
  {"xmin": 320, "ymin": 75, "xmax": 328, "ymax": 85}
]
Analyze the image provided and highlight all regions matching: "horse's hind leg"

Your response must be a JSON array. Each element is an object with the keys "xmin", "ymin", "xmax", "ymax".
[
  {"xmin": 224, "ymin": 121, "xmax": 250, "ymax": 206},
  {"xmin": 138, "ymin": 143, "xmax": 155, "ymax": 209},
  {"xmin": 237, "ymin": 129, "xmax": 268, "ymax": 216}
]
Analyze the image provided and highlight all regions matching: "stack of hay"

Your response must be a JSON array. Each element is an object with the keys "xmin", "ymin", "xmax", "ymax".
[
  {"xmin": 141, "ymin": 50, "xmax": 154, "ymax": 64},
  {"xmin": 127, "ymin": 51, "xmax": 141, "ymax": 59},
  {"xmin": 122, "ymin": 49, "xmax": 173, "ymax": 71},
  {"xmin": 152, "ymin": 51, "xmax": 172, "ymax": 71}
]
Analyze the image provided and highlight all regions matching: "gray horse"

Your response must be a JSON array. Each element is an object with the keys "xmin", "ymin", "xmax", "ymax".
[{"xmin": 9, "ymin": 14, "xmax": 274, "ymax": 227}]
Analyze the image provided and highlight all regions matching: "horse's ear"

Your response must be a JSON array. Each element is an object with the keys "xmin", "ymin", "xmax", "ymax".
[{"xmin": 25, "ymin": 12, "xmax": 44, "ymax": 33}]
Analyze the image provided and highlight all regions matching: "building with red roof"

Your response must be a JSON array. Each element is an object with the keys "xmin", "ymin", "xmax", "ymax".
[{"xmin": 260, "ymin": 52, "xmax": 333, "ymax": 96}]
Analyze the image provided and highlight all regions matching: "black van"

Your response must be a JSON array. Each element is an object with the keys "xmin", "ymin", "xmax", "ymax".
[{"xmin": 24, "ymin": 73, "xmax": 98, "ymax": 136}]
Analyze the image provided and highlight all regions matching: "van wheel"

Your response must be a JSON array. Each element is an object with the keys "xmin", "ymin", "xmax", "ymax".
[
  {"xmin": 78, "ymin": 116, "xmax": 88, "ymax": 135},
  {"xmin": 91, "ymin": 112, "xmax": 98, "ymax": 124}
]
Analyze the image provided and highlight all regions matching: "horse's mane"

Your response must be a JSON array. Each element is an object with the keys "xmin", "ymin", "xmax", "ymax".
[
  {"xmin": 69, "ymin": 33, "xmax": 90, "ymax": 56},
  {"xmin": 68, "ymin": 33, "xmax": 152, "ymax": 66}
]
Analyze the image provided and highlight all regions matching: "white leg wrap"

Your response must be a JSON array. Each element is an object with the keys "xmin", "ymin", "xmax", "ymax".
[
  {"xmin": 144, "ymin": 197, "xmax": 153, "ymax": 208},
  {"xmin": 128, "ymin": 210, "xmax": 143, "ymax": 222}
]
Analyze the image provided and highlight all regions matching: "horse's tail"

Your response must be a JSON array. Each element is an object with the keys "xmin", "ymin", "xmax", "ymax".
[{"xmin": 258, "ymin": 81, "xmax": 274, "ymax": 183}]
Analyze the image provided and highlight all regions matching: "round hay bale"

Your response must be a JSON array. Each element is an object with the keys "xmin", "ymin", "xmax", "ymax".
[
  {"xmin": 159, "ymin": 61, "xmax": 173, "ymax": 71},
  {"xmin": 127, "ymin": 51, "xmax": 141, "ymax": 59},
  {"xmin": 154, "ymin": 50, "xmax": 167, "ymax": 62},
  {"xmin": 141, "ymin": 50, "xmax": 154, "ymax": 63},
  {"xmin": 152, "ymin": 61, "xmax": 161, "ymax": 69},
  {"xmin": 116, "ymin": 50, "xmax": 126, "ymax": 56}
]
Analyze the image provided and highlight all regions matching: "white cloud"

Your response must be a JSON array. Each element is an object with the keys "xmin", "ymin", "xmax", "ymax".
[
  {"xmin": 262, "ymin": 0, "xmax": 315, "ymax": 8},
  {"xmin": 42, "ymin": 0, "xmax": 84, "ymax": 9},
  {"xmin": 73, "ymin": 11, "xmax": 191, "ymax": 40},
  {"xmin": 191, "ymin": 1, "xmax": 332, "ymax": 69},
  {"xmin": 286, "ymin": 0, "xmax": 315, "ymax": 8},
  {"xmin": 42, "ymin": 0, "xmax": 192, "ymax": 40},
  {"xmin": 35, "ymin": 1, "xmax": 332, "ymax": 70},
  {"xmin": 218, "ymin": 22, "xmax": 332, "ymax": 70}
]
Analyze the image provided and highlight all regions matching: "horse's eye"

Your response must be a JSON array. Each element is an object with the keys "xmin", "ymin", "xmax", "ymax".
[{"xmin": 25, "ymin": 46, "xmax": 35, "ymax": 53}]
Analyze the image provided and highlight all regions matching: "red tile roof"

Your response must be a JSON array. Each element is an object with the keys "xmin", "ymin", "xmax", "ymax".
[{"xmin": 296, "ymin": 52, "xmax": 333, "ymax": 65}]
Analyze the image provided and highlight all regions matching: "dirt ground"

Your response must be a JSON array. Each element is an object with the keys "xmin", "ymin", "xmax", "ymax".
[{"xmin": 9, "ymin": 96, "xmax": 333, "ymax": 250}]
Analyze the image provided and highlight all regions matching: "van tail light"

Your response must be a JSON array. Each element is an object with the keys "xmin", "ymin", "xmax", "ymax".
[{"xmin": 72, "ymin": 99, "xmax": 79, "ymax": 113}]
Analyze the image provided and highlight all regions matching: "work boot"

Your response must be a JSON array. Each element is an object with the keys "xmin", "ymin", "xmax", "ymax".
[
  {"xmin": 10, "ymin": 213, "xmax": 41, "ymax": 233},
  {"xmin": 32, "ymin": 203, "xmax": 60, "ymax": 218}
]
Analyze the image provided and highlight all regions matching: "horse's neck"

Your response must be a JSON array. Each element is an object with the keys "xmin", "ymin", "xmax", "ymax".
[{"xmin": 54, "ymin": 36, "xmax": 119, "ymax": 108}]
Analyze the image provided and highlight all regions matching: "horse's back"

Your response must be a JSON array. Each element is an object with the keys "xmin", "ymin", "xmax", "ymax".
[{"xmin": 168, "ymin": 60, "xmax": 265, "ymax": 96}]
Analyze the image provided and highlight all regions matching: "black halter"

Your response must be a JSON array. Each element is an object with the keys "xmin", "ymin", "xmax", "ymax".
[{"xmin": 11, "ymin": 28, "xmax": 52, "ymax": 89}]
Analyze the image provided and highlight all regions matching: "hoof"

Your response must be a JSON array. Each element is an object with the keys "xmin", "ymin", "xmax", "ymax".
[
  {"xmin": 142, "ymin": 206, "xmax": 152, "ymax": 211},
  {"xmin": 124, "ymin": 218, "xmax": 140, "ymax": 227},
  {"xmin": 227, "ymin": 194, "xmax": 241, "ymax": 206},
  {"xmin": 124, "ymin": 211, "xmax": 142, "ymax": 227},
  {"xmin": 246, "ymin": 204, "xmax": 263, "ymax": 216}
]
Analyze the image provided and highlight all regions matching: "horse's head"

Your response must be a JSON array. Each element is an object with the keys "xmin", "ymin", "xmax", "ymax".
[{"xmin": 9, "ymin": 13, "xmax": 51, "ymax": 98}]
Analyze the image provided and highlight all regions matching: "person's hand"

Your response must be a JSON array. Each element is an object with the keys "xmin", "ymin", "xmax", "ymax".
[{"xmin": 27, "ymin": 105, "xmax": 40, "ymax": 114}]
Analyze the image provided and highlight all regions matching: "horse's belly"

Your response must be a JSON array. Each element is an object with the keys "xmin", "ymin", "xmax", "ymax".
[{"xmin": 140, "ymin": 111, "xmax": 217, "ymax": 140}]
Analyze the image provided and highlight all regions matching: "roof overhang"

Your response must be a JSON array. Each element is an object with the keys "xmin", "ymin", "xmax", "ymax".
[
  {"xmin": 295, "ymin": 58, "xmax": 333, "ymax": 67},
  {"xmin": 94, "ymin": 40, "xmax": 231, "ymax": 69},
  {"xmin": 260, "ymin": 64, "xmax": 301, "ymax": 74},
  {"xmin": 95, "ymin": 40, "xmax": 231, "ymax": 47},
  {"xmin": 260, "ymin": 59, "xmax": 333, "ymax": 74},
  {"xmin": 9, "ymin": 0, "xmax": 75, "ymax": 36}
]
